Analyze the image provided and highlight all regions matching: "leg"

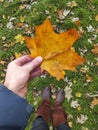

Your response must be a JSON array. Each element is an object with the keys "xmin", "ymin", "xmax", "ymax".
[
  {"xmin": 31, "ymin": 86, "xmax": 51, "ymax": 130},
  {"xmin": 52, "ymin": 90, "xmax": 71, "ymax": 130},
  {"xmin": 56, "ymin": 123, "xmax": 71, "ymax": 130},
  {"xmin": 31, "ymin": 116, "xmax": 49, "ymax": 130}
]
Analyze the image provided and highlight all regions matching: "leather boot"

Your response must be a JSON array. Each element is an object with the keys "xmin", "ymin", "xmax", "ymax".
[
  {"xmin": 52, "ymin": 89, "xmax": 68, "ymax": 128},
  {"xmin": 36, "ymin": 86, "xmax": 51, "ymax": 124}
]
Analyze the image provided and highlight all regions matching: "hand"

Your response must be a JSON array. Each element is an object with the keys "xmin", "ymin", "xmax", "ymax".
[{"xmin": 4, "ymin": 55, "xmax": 43, "ymax": 98}]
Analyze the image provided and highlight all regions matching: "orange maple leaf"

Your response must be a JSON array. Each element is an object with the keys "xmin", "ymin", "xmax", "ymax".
[{"xmin": 23, "ymin": 19, "xmax": 86, "ymax": 80}]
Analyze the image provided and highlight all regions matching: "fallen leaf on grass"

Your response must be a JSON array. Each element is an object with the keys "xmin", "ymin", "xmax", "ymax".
[
  {"xmin": 20, "ymin": 16, "xmax": 25, "ymax": 23},
  {"xmin": 68, "ymin": 122, "xmax": 73, "ymax": 127},
  {"xmin": 15, "ymin": 34, "xmax": 24, "ymax": 44},
  {"xmin": 95, "ymin": 14, "xmax": 98, "ymax": 21},
  {"xmin": 91, "ymin": 44, "xmax": 98, "ymax": 55},
  {"xmin": 0, "ymin": 60, "xmax": 6, "ymax": 65},
  {"xmin": 76, "ymin": 114, "xmax": 88, "ymax": 124},
  {"xmin": 64, "ymin": 86, "xmax": 72, "ymax": 101},
  {"xmin": 75, "ymin": 92, "xmax": 82, "ymax": 97},
  {"xmin": 67, "ymin": 1, "xmax": 78, "ymax": 8},
  {"xmin": 15, "ymin": 52, "xmax": 22, "ymax": 59},
  {"xmin": 16, "ymin": 22, "xmax": 24, "ymax": 27},
  {"xmin": 71, "ymin": 100, "xmax": 80, "ymax": 108},
  {"xmin": 57, "ymin": 9, "xmax": 70, "ymax": 19},
  {"xmin": 77, "ymin": 106, "xmax": 81, "ymax": 111},
  {"xmin": 86, "ymin": 74, "xmax": 93, "ymax": 82},
  {"xmin": 91, "ymin": 97, "xmax": 98, "ymax": 106},
  {"xmin": 81, "ymin": 126, "xmax": 89, "ymax": 130},
  {"xmin": 0, "ymin": 0, "xmax": 4, "ymax": 2},
  {"xmin": 23, "ymin": 19, "xmax": 85, "ymax": 80}
]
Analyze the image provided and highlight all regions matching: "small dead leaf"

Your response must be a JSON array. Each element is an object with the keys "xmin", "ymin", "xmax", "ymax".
[
  {"xmin": 1, "ymin": 36, "xmax": 6, "ymax": 40},
  {"xmin": 72, "ymin": 18, "xmax": 80, "ymax": 26},
  {"xmin": 24, "ymin": 27, "xmax": 32, "ymax": 34},
  {"xmin": 86, "ymin": 74, "xmax": 93, "ymax": 82},
  {"xmin": 0, "ymin": 0, "xmax": 4, "ymax": 2},
  {"xmin": 57, "ymin": 9, "xmax": 70, "ymax": 20},
  {"xmin": 57, "ymin": 9, "xmax": 64, "ymax": 19},
  {"xmin": 0, "ymin": 60, "xmax": 6, "ymax": 65},
  {"xmin": 16, "ymin": 22, "xmax": 24, "ymax": 27},
  {"xmin": 91, "ymin": 44, "xmax": 98, "ymax": 55},
  {"xmin": 15, "ymin": 34, "xmax": 24, "ymax": 44},
  {"xmin": 76, "ymin": 114, "xmax": 88, "ymax": 124},
  {"xmin": 81, "ymin": 126, "xmax": 89, "ymax": 130},
  {"xmin": 71, "ymin": 100, "xmax": 80, "ymax": 108},
  {"xmin": 19, "ymin": 5, "xmax": 25, "ymax": 10},
  {"xmin": 91, "ymin": 97, "xmax": 98, "ymax": 106},
  {"xmin": 15, "ymin": 52, "xmax": 22, "ymax": 59},
  {"xmin": 52, "ymin": 95, "xmax": 56, "ymax": 100},
  {"xmin": 67, "ymin": 1, "xmax": 78, "ymax": 8},
  {"xmin": 77, "ymin": 106, "xmax": 81, "ymax": 111},
  {"xmin": 75, "ymin": 92, "xmax": 82, "ymax": 97},
  {"xmin": 95, "ymin": 14, "xmax": 98, "ymax": 21},
  {"xmin": 68, "ymin": 122, "xmax": 73, "ymax": 127},
  {"xmin": 64, "ymin": 86, "xmax": 72, "ymax": 102},
  {"xmin": 2, "ymin": 15, "xmax": 6, "ymax": 19},
  {"xmin": 20, "ymin": 16, "xmax": 25, "ymax": 23}
]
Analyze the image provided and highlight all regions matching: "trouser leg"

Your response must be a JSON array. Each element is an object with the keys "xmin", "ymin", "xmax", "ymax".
[
  {"xmin": 31, "ymin": 116, "xmax": 49, "ymax": 130},
  {"xmin": 56, "ymin": 123, "xmax": 71, "ymax": 130}
]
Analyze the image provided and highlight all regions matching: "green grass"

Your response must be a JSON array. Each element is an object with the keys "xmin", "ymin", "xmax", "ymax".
[{"xmin": 0, "ymin": 0, "xmax": 98, "ymax": 130}]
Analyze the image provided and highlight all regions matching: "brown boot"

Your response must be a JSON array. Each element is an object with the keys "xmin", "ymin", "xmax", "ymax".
[
  {"xmin": 52, "ymin": 89, "xmax": 68, "ymax": 128},
  {"xmin": 36, "ymin": 86, "xmax": 51, "ymax": 124}
]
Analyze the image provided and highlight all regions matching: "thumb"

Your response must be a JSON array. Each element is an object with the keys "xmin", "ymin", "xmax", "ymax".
[{"xmin": 25, "ymin": 56, "xmax": 43, "ymax": 72}]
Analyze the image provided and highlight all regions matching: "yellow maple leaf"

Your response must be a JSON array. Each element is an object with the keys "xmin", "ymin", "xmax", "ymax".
[
  {"xmin": 15, "ymin": 34, "xmax": 24, "ymax": 44},
  {"xmin": 15, "ymin": 52, "xmax": 22, "ymax": 59},
  {"xmin": 75, "ymin": 92, "xmax": 82, "ymax": 97},
  {"xmin": 23, "ymin": 19, "xmax": 85, "ymax": 80}
]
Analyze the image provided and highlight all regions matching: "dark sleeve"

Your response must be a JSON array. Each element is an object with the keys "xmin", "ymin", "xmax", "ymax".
[{"xmin": 0, "ymin": 84, "xmax": 34, "ymax": 130}]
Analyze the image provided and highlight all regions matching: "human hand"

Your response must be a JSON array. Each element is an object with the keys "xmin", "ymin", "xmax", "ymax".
[{"xmin": 4, "ymin": 55, "xmax": 43, "ymax": 98}]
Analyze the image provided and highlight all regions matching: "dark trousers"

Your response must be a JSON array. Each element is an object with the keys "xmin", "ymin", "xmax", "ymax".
[{"xmin": 31, "ymin": 117, "xmax": 71, "ymax": 130}]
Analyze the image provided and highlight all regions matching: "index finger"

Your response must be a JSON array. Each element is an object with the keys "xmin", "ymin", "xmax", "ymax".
[{"xmin": 14, "ymin": 55, "xmax": 32, "ymax": 66}]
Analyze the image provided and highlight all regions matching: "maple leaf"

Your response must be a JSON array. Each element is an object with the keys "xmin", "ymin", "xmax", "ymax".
[{"xmin": 23, "ymin": 19, "xmax": 85, "ymax": 80}]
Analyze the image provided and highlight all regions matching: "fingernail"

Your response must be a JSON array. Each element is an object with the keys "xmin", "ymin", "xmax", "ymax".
[{"xmin": 37, "ymin": 56, "xmax": 43, "ymax": 62}]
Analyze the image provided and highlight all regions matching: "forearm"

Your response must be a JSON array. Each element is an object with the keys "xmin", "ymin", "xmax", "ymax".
[{"xmin": 0, "ymin": 84, "xmax": 34, "ymax": 130}]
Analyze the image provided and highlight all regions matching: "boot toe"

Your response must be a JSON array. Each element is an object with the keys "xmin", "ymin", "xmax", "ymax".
[
  {"xmin": 55, "ymin": 89, "xmax": 65, "ymax": 103},
  {"xmin": 42, "ymin": 86, "xmax": 51, "ymax": 100}
]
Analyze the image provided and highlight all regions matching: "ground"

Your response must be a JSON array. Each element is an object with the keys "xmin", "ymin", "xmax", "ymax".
[{"xmin": 0, "ymin": 0, "xmax": 98, "ymax": 130}]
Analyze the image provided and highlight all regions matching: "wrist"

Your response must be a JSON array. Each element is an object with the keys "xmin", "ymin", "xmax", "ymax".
[
  {"xmin": 4, "ymin": 81, "xmax": 18, "ymax": 93},
  {"xmin": 4, "ymin": 81, "xmax": 27, "ymax": 98}
]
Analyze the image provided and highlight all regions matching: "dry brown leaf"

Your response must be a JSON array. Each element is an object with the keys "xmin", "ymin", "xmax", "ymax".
[
  {"xmin": 57, "ymin": 9, "xmax": 64, "ymax": 19},
  {"xmin": 91, "ymin": 44, "xmax": 98, "ymax": 55},
  {"xmin": 91, "ymin": 97, "xmax": 98, "ymax": 106},
  {"xmin": 16, "ymin": 22, "xmax": 24, "ymax": 27},
  {"xmin": 23, "ymin": 19, "xmax": 85, "ymax": 80},
  {"xmin": 0, "ymin": 60, "xmax": 6, "ymax": 65}
]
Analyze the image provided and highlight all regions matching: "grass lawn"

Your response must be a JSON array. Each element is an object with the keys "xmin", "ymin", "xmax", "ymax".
[{"xmin": 0, "ymin": 0, "xmax": 98, "ymax": 130}]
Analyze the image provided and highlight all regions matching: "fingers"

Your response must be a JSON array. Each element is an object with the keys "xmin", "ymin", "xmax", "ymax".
[
  {"xmin": 29, "ymin": 69, "xmax": 42, "ymax": 79},
  {"xmin": 25, "ymin": 56, "xmax": 43, "ymax": 72},
  {"xmin": 30, "ymin": 66, "xmax": 41, "ymax": 73},
  {"xmin": 14, "ymin": 55, "xmax": 32, "ymax": 66}
]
